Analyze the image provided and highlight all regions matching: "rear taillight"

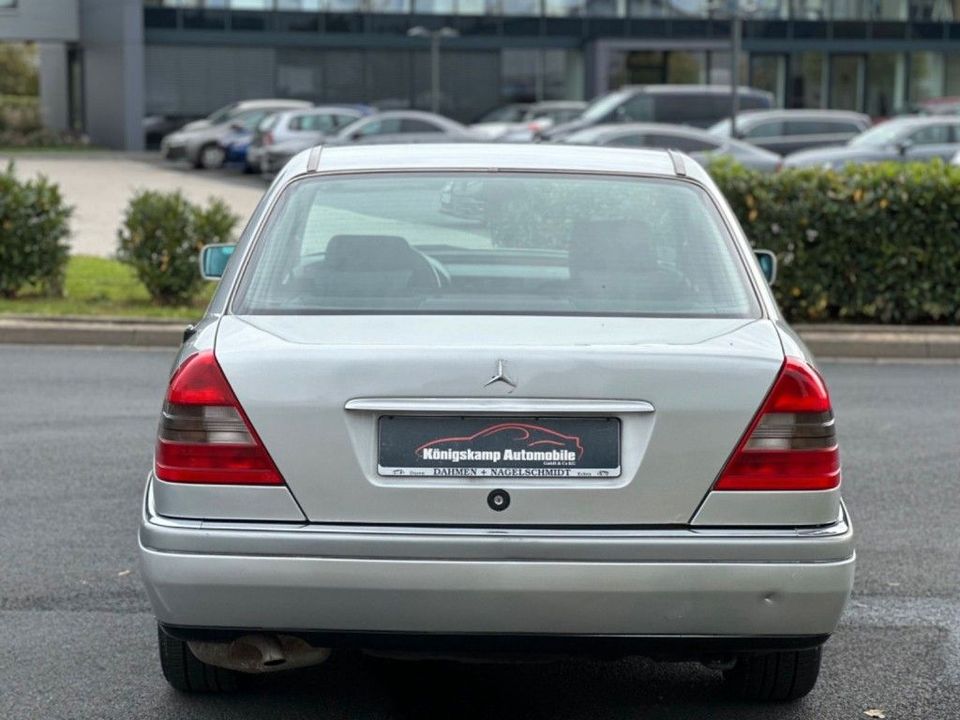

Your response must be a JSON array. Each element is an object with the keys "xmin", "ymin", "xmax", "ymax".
[
  {"xmin": 714, "ymin": 357, "xmax": 840, "ymax": 491},
  {"xmin": 263, "ymin": 132, "xmax": 274, "ymax": 146},
  {"xmin": 154, "ymin": 351, "xmax": 284, "ymax": 485}
]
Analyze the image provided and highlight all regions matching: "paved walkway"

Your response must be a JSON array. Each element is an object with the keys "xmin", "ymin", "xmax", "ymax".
[{"xmin": 2, "ymin": 152, "xmax": 265, "ymax": 257}]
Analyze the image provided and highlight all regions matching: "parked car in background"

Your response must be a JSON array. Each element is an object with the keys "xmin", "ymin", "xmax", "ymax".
[
  {"xmin": 784, "ymin": 116, "xmax": 960, "ymax": 169},
  {"xmin": 560, "ymin": 122, "xmax": 782, "ymax": 172},
  {"xmin": 541, "ymin": 85, "xmax": 774, "ymax": 140},
  {"xmin": 708, "ymin": 109, "xmax": 871, "ymax": 156},
  {"xmin": 245, "ymin": 106, "xmax": 369, "ymax": 174},
  {"xmin": 160, "ymin": 99, "xmax": 312, "ymax": 169},
  {"xmin": 327, "ymin": 110, "xmax": 479, "ymax": 145},
  {"xmin": 142, "ymin": 143, "xmax": 852, "ymax": 702},
  {"xmin": 471, "ymin": 101, "xmax": 587, "ymax": 141}
]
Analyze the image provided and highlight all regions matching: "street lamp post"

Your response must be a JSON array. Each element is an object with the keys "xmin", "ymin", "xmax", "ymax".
[
  {"xmin": 407, "ymin": 26, "xmax": 460, "ymax": 115},
  {"xmin": 730, "ymin": 9, "xmax": 742, "ymax": 137},
  {"xmin": 711, "ymin": 0, "xmax": 756, "ymax": 138}
]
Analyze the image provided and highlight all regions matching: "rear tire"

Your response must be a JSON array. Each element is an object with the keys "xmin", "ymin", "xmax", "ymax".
[
  {"xmin": 723, "ymin": 646, "xmax": 822, "ymax": 702},
  {"xmin": 157, "ymin": 625, "xmax": 241, "ymax": 693}
]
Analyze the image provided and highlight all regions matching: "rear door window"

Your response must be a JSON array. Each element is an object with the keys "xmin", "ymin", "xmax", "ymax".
[
  {"xmin": 602, "ymin": 133, "xmax": 647, "ymax": 147},
  {"xmin": 400, "ymin": 119, "xmax": 445, "ymax": 133},
  {"xmin": 783, "ymin": 119, "xmax": 862, "ymax": 136},
  {"xmin": 908, "ymin": 124, "xmax": 955, "ymax": 144},
  {"xmin": 643, "ymin": 133, "xmax": 719, "ymax": 152},
  {"xmin": 355, "ymin": 118, "xmax": 403, "ymax": 137},
  {"xmin": 745, "ymin": 120, "xmax": 784, "ymax": 139}
]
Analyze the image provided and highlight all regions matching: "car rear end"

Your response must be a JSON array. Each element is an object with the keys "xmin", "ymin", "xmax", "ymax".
[{"xmin": 139, "ymin": 145, "xmax": 853, "ymax": 700}]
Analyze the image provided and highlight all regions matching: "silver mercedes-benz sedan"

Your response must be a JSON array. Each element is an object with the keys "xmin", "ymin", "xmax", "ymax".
[{"xmin": 139, "ymin": 143, "xmax": 853, "ymax": 701}]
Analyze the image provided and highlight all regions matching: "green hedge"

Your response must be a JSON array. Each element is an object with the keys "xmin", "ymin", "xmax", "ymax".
[
  {"xmin": 0, "ymin": 163, "xmax": 72, "ymax": 298},
  {"xmin": 117, "ymin": 191, "xmax": 238, "ymax": 306},
  {"xmin": 710, "ymin": 159, "xmax": 960, "ymax": 324}
]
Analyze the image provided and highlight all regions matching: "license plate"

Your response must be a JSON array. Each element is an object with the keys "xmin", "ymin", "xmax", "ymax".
[{"xmin": 378, "ymin": 416, "xmax": 620, "ymax": 478}]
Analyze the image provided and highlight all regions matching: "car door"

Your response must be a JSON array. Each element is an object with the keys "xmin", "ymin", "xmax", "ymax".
[{"xmin": 902, "ymin": 123, "xmax": 960, "ymax": 162}]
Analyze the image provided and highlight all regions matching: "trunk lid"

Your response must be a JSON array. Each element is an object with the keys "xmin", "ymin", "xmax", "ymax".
[{"xmin": 215, "ymin": 314, "xmax": 783, "ymax": 526}]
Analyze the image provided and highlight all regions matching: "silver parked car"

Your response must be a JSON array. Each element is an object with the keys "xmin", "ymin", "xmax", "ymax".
[
  {"xmin": 708, "ymin": 109, "xmax": 871, "ymax": 156},
  {"xmin": 140, "ymin": 143, "xmax": 853, "ymax": 702},
  {"xmin": 327, "ymin": 110, "xmax": 479, "ymax": 145},
  {"xmin": 248, "ymin": 106, "xmax": 367, "ymax": 174},
  {"xmin": 471, "ymin": 101, "xmax": 588, "ymax": 141},
  {"xmin": 785, "ymin": 115, "xmax": 960, "ymax": 169},
  {"xmin": 160, "ymin": 99, "xmax": 312, "ymax": 169},
  {"xmin": 560, "ymin": 122, "xmax": 782, "ymax": 172}
]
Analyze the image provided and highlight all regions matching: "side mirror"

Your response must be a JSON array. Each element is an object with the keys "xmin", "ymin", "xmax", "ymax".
[
  {"xmin": 897, "ymin": 139, "xmax": 913, "ymax": 155},
  {"xmin": 199, "ymin": 243, "xmax": 236, "ymax": 280},
  {"xmin": 754, "ymin": 249, "xmax": 777, "ymax": 284},
  {"xmin": 229, "ymin": 121, "xmax": 245, "ymax": 132}
]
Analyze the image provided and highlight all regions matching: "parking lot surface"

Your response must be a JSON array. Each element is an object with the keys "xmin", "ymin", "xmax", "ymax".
[
  {"xmin": 1, "ymin": 346, "xmax": 957, "ymax": 719},
  {"xmin": 1, "ymin": 153, "xmax": 265, "ymax": 257}
]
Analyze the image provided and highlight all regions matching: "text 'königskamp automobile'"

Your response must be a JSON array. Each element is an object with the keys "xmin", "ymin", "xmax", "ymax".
[{"xmin": 139, "ymin": 143, "xmax": 853, "ymax": 703}]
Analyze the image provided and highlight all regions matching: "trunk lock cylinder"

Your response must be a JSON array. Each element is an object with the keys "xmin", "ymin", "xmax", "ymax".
[{"xmin": 487, "ymin": 489, "xmax": 510, "ymax": 511}]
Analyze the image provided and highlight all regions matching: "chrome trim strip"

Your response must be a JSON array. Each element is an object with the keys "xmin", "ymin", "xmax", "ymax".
[{"xmin": 344, "ymin": 398, "xmax": 655, "ymax": 414}]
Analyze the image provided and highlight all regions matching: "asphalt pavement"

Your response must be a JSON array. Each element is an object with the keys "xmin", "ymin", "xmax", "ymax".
[{"xmin": 1, "ymin": 346, "xmax": 957, "ymax": 720}]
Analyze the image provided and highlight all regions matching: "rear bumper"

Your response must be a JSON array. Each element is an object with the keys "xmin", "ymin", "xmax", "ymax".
[{"xmin": 139, "ymin": 482, "xmax": 854, "ymax": 641}]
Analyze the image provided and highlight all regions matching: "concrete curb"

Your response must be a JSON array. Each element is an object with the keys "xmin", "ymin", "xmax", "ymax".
[
  {"xmin": 1, "ymin": 317, "xmax": 958, "ymax": 359},
  {"xmin": 0, "ymin": 317, "xmax": 185, "ymax": 347},
  {"xmin": 794, "ymin": 324, "xmax": 960, "ymax": 360}
]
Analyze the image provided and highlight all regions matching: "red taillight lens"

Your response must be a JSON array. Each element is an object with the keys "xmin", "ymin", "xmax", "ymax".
[
  {"xmin": 263, "ymin": 132, "xmax": 274, "ymax": 146},
  {"xmin": 714, "ymin": 357, "xmax": 840, "ymax": 491},
  {"xmin": 154, "ymin": 351, "xmax": 284, "ymax": 485}
]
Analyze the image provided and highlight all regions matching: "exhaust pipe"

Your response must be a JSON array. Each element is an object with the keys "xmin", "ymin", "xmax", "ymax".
[{"xmin": 188, "ymin": 634, "xmax": 331, "ymax": 674}]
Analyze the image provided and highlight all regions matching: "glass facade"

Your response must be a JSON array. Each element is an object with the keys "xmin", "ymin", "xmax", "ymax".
[
  {"xmin": 145, "ymin": 0, "xmax": 960, "ymax": 18},
  {"xmin": 144, "ymin": 1, "xmax": 960, "ymax": 121}
]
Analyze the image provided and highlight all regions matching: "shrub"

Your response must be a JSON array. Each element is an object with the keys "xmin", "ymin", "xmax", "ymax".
[
  {"xmin": 0, "ymin": 163, "xmax": 72, "ymax": 298},
  {"xmin": 117, "ymin": 191, "xmax": 238, "ymax": 306},
  {"xmin": 710, "ymin": 159, "xmax": 960, "ymax": 324}
]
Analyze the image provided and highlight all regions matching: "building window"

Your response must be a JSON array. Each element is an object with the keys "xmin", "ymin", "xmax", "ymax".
[
  {"xmin": 788, "ymin": 52, "xmax": 824, "ymax": 109},
  {"xmin": 750, "ymin": 55, "xmax": 786, "ymax": 107},
  {"xmin": 946, "ymin": 54, "xmax": 960, "ymax": 97},
  {"xmin": 909, "ymin": 52, "xmax": 945, "ymax": 103},
  {"xmin": 866, "ymin": 53, "xmax": 905, "ymax": 116},
  {"xmin": 829, "ymin": 55, "xmax": 865, "ymax": 111}
]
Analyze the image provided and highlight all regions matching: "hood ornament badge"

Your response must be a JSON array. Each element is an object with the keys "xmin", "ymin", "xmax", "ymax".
[{"xmin": 484, "ymin": 359, "xmax": 517, "ymax": 393}]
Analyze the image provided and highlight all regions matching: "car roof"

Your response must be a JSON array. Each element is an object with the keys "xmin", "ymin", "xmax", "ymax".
[
  {"xmin": 364, "ymin": 109, "xmax": 457, "ymax": 121},
  {"xmin": 884, "ymin": 114, "xmax": 960, "ymax": 128},
  {"xmin": 530, "ymin": 101, "xmax": 588, "ymax": 109},
  {"xmin": 280, "ymin": 143, "xmax": 696, "ymax": 182},
  {"xmin": 235, "ymin": 99, "xmax": 312, "ymax": 109},
  {"xmin": 617, "ymin": 84, "xmax": 770, "ymax": 97},
  {"xmin": 579, "ymin": 122, "xmax": 713, "ymax": 138},
  {"xmin": 734, "ymin": 109, "xmax": 871, "ymax": 123}
]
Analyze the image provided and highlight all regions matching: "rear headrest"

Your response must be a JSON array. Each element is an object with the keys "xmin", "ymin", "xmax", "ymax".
[
  {"xmin": 325, "ymin": 235, "xmax": 414, "ymax": 270},
  {"xmin": 568, "ymin": 221, "xmax": 654, "ymax": 275}
]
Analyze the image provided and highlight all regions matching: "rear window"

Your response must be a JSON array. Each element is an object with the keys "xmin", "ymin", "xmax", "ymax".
[{"xmin": 233, "ymin": 173, "xmax": 759, "ymax": 318}]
